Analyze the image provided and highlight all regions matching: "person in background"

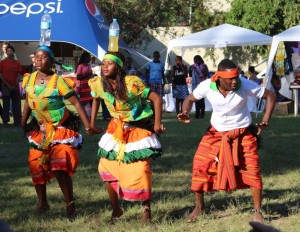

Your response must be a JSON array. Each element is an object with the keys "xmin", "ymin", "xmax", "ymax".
[
  {"xmin": 28, "ymin": 52, "xmax": 36, "ymax": 73},
  {"xmin": 76, "ymin": 52, "xmax": 94, "ymax": 118},
  {"xmin": 124, "ymin": 56, "xmax": 137, "ymax": 75},
  {"xmin": 248, "ymin": 66, "xmax": 261, "ymax": 85},
  {"xmin": 178, "ymin": 59, "xmax": 276, "ymax": 223},
  {"xmin": 170, "ymin": 56, "xmax": 189, "ymax": 115},
  {"xmin": 21, "ymin": 46, "xmax": 93, "ymax": 219},
  {"xmin": 0, "ymin": 45, "xmax": 22, "ymax": 125},
  {"xmin": 271, "ymin": 73, "xmax": 289, "ymax": 102},
  {"xmin": 189, "ymin": 55, "xmax": 208, "ymax": 119},
  {"xmin": 145, "ymin": 51, "xmax": 165, "ymax": 98},
  {"xmin": 89, "ymin": 52, "xmax": 165, "ymax": 223},
  {"xmin": 1, "ymin": 41, "xmax": 18, "ymax": 60}
]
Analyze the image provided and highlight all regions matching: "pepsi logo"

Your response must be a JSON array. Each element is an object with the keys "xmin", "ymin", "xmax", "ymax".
[{"xmin": 85, "ymin": 0, "xmax": 104, "ymax": 22}]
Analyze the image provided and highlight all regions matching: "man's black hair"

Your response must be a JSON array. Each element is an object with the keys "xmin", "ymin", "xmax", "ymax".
[{"xmin": 218, "ymin": 59, "xmax": 237, "ymax": 70}]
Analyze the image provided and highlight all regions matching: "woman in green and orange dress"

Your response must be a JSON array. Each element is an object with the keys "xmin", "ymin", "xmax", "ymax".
[
  {"xmin": 21, "ymin": 46, "xmax": 93, "ymax": 219},
  {"xmin": 89, "ymin": 52, "xmax": 165, "ymax": 223}
]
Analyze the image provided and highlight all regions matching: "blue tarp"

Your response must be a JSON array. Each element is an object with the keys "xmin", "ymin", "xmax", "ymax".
[{"xmin": 0, "ymin": 0, "xmax": 148, "ymax": 60}]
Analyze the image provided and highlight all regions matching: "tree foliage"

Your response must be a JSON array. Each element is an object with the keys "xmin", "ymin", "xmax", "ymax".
[
  {"xmin": 226, "ymin": 0, "xmax": 299, "ymax": 36},
  {"xmin": 223, "ymin": 0, "xmax": 299, "ymax": 64},
  {"xmin": 94, "ymin": 0, "xmax": 192, "ymax": 47}
]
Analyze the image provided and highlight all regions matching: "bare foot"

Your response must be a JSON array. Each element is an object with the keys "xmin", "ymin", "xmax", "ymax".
[
  {"xmin": 187, "ymin": 206, "xmax": 204, "ymax": 223},
  {"xmin": 66, "ymin": 201, "xmax": 76, "ymax": 220},
  {"xmin": 109, "ymin": 208, "xmax": 123, "ymax": 224},
  {"xmin": 142, "ymin": 206, "xmax": 151, "ymax": 224},
  {"xmin": 36, "ymin": 203, "xmax": 50, "ymax": 214},
  {"xmin": 253, "ymin": 211, "xmax": 264, "ymax": 223}
]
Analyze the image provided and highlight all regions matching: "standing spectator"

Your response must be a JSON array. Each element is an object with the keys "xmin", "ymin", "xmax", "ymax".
[
  {"xmin": 248, "ymin": 66, "xmax": 261, "ymax": 85},
  {"xmin": 1, "ymin": 41, "xmax": 18, "ymax": 60},
  {"xmin": 189, "ymin": 55, "xmax": 208, "ymax": 119},
  {"xmin": 124, "ymin": 56, "xmax": 137, "ymax": 75},
  {"xmin": 145, "ymin": 51, "xmax": 165, "ymax": 98},
  {"xmin": 0, "ymin": 45, "xmax": 22, "ymax": 125},
  {"xmin": 76, "ymin": 52, "xmax": 94, "ymax": 118},
  {"xmin": 28, "ymin": 52, "xmax": 36, "ymax": 73},
  {"xmin": 170, "ymin": 56, "xmax": 189, "ymax": 115}
]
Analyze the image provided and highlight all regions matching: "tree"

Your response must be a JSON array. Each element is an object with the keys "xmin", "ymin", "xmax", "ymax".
[
  {"xmin": 226, "ymin": 0, "xmax": 299, "ymax": 36},
  {"xmin": 94, "ymin": 0, "xmax": 192, "ymax": 47},
  {"xmin": 224, "ymin": 0, "xmax": 299, "ymax": 64}
]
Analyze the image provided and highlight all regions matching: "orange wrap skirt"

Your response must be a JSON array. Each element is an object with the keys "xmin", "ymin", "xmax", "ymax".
[
  {"xmin": 27, "ymin": 126, "xmax": 82, "ymax": 185},
  {"xmin": 191, "ymin": 126, "xmax": 262, "ymax": 192},
  {"xmin": 97, "ymin": 118, "xmax": 162, "ymax": 201}
]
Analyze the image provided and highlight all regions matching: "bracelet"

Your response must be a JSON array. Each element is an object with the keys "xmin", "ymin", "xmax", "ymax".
[{"xmin": 85, "ymin": 128, "xmax": 91, "ymax": 131}]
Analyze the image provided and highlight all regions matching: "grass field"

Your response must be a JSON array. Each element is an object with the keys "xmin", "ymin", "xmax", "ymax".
[{"xmin": 0, "ymin": 104, "xmax": 299, "ymax": 232}]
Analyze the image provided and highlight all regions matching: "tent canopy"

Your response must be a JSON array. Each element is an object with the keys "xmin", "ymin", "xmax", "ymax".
[
  {"xmin": 265, "ymin": 25, "xmax": 300, "ymax": 88},
  {"xmin": 166, "ymin": 23, "xmax": 272, "ymax": 58},
  {"xmin": 0, "ymin": 0, "xmax": 149, "ymax": 61}
]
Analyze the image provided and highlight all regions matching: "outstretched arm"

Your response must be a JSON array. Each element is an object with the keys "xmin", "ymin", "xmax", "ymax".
[
  {"xmin": 177, "ymin": 94, "xmax": 198, "ymax": 123},
  {"xmin": 67, "ymin": 93, "xmax": 93, "ymax": 136},
  {"xmin": 148, "ymin": 91, "xmax": 165, "ymax": 134},
  {"xmin": 256, "ymin": 89, "xmax": 276, "ymax": 134}
]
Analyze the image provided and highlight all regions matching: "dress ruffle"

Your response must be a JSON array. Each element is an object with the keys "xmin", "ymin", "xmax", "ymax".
[{"xmin": 98, "ymin": 119, "xmax": 162, "ymax": 163}]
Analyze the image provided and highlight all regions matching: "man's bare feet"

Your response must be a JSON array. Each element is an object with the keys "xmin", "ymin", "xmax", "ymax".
[
  {"xmin": 187, "ymin": 206, "xmax": 204, "ymax": 223},
  {"xmin": 142, "ymin": 206, "xmax": 151, "ymax": 224},
  {"xmin": 253, "ymin": 210, "xmax": 264, "ymax": 223}
]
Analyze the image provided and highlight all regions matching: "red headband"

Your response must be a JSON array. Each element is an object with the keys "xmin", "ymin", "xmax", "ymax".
[{"xmin": 211, "ymin": 68, "xmax": 239, "ymax": 82}]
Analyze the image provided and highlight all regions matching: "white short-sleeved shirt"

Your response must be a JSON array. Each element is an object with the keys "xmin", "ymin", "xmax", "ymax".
[{"xmin": 193, "ymin": 77, "xmax": 265, "ymax": 131}]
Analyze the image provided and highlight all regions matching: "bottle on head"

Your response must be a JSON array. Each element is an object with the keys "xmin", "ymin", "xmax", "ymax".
[
  {"xmin": 40, "ymin": 10, "xmax": 52, "ymax": 47},
  {"xmin": 108, "ymin": 18, "xmax": 120, "ymax": 52}
]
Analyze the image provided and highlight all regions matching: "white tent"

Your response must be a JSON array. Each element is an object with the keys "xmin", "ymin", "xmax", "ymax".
[
  {"xmin": 164, "ymin": 23, "xmax": 272, "ymax": 112},
  {"xmin": 265, "ymin": 25, "xmax": 300, "ymax": 91},
  {"xmin": 166, "ymin": 23, "xmax": 272, "ymax": 60}
]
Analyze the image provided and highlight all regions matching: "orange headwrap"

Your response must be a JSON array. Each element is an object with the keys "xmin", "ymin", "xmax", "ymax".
[{"xmin": 211, "ymin": 68, "xmax": 239, "ymax": 82}]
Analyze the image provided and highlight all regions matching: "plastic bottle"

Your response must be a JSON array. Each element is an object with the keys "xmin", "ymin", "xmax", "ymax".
[
  {"xmin": 108, "ymin": 18, "xmax": 120, "ymax": 52},
  {"xmin": 39, "ymin": 11, "xmax": 52, "ymax": 46}
]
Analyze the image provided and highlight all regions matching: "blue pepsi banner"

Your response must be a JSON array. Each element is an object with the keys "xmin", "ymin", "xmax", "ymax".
[{"xmin": 0, "ymin": 0, "xmax": 123, "ymax": 58}]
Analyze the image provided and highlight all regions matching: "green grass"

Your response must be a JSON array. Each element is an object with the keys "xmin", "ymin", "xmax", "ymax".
[{"xmin": 0, "ymin": 101, "xmax": 300, "ymax": 232}]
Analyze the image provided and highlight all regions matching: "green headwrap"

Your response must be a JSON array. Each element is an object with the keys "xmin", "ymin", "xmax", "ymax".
[{"xmin": 103, "ymin": 54, "xmax": 124, "ymax": 67}]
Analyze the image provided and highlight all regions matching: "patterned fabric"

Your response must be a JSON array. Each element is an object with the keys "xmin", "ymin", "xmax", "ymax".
[
  {"xmin": 150, "ymin": 83, "xmax": 163, "ymax": 97},
  {"xmin": 98, "ymin": 118, "xmax": 162, "ymax": 163},
  {"xmin": 172, "ymin": 84, "xmax": 189, "ymax": 99},
  {"xmin": 22, "ymin": 71, "xmax": 75, "ymax": 126},
  {"xmin": 28, "ymin": 144, "xmax": 79, "ymax": 185},
  {"xmin": 191, "ymin": 126, "xmax": 262, "ymax": 192},
  {"xmin": 89, "ymin": 75, "xmax": 153, "ymax": 122},
  {"xmin": 99, "ymin": 158, "xmax": 152, "ymax": 201},
  {"xmin": 275, "ymin": 42, "xmax": 286, "ymax": 76}
]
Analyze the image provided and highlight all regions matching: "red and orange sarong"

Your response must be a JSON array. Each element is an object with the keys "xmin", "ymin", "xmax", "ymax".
[
  {"xmin": 191, "ymin": 126, "xmax": 262, "ymax": 192},
  {"xmin": 27, "ymin": 125, "xmax": 82, "ymax": 185}
]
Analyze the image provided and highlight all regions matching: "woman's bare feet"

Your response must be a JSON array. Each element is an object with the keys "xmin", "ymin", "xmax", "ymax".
[
  {"xmin": 187, "ymin": 206, "xmax": 204, "ymax": 223},
  {"xmin": 109, "ymin": 208, "xmax": 123, "ymax": 224},
  {"xmin": 66, "ymin": 201, "xmax": 76, "ymax": 220},
  {"xmin": 142, "ymin": 206, "xmax": 151, "ymax": 224},
  {"xmin": 36, "ymin": 203, "xmax": 50, "ymax": 214}
]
